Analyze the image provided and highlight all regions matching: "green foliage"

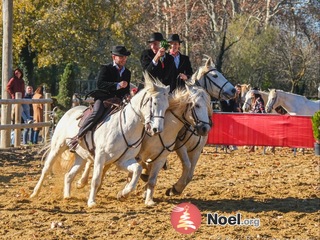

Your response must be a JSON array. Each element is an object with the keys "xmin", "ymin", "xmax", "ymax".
[
  {"xmin": 57, "ymin": 63, "xmax": 76, "ymax": 110},
  {"xmin": 311, "ymin": 111, "xmax": 320, "ymax": 142},
  {"xmin": 160, "ymin": 40, "xmax": 170, "ymax": 50}
]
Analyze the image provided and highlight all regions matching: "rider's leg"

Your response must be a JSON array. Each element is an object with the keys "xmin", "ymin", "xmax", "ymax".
[{"xmin": 68, "ymin": 99, "xmax": 105, "ymax": 152}]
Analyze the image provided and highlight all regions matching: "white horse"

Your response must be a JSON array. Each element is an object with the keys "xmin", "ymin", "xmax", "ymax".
[
  {"xmin": 164, "ymin": 57, "xmax": 236, "ymax": 196},
  {"xmin": 266, "ymin": 89, "xmax": 320, "ymax": 115},
  {"xmin": 74, "ymin": 57, "xmax": 236, "ymax": 204},
  {"xmin": 239, "ymin": 84, "xmax": 251, "ymax": 106},
  {"xmin": 30, "ymin": 74, "xmax": 170, "ymax": 207},
  {"xmin": 242, "ymin": 89, "xmax": 270, "ymax": 112},
  {"xmin": 137, "ymin": 85, "xmax": 212, "ymax": 206}
]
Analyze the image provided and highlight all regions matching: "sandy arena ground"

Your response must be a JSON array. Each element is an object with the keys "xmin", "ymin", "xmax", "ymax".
[{"xmin": 0, "ymin": 145, "xmax": 319, "ymax": 239}]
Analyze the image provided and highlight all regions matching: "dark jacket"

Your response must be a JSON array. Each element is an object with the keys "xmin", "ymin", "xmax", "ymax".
[
  {"xmin": 88, "ymin": 63, "xmax": 131, "ymax": 101},
  {"xmin": 140, "ymin": 49, "xmax": 176, "ymax": 92},
  {"xmin": 172, "ymin": 53, "xmax": 193, "ymax": 89}
]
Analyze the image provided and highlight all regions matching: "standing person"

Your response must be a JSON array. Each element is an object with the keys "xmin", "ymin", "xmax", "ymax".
[
  {"xmin": 248, "ymin": 88, "xmax": 266, "ymax": 152},
  {"xmin": 249, "ymin": 88, "xmax": 266, "ymax": 114},
  {"xmin": 6, "ymin": 68, "xmax": 33, "ymax": 124},
  {"xmin": 140, "ymin": 32, "xmax": 176, "ymax": 92},
  {"xmin": 67, "ymin": 45, "xmax": 131, "ymax": 152},
  {"xmin": 23, "ymin": 86, "xmax": 34, "ymax": 144},
  {"xmin": 168, "ymin": 34, "xmax": 193, "ymax": 89},
  {"xmin": 32, "ymin": 86, "xmax": 44, "ymax": 144}
]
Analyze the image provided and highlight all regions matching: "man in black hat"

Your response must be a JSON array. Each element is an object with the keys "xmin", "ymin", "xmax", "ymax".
[
  {"xmin": 168, "ymin": 34, "xmax": 193, "ymax": 90},
  {"xmin": 140, "ymin": 32, "xmax": 176, "ymax": 92},
  {"xmin": 67, "ymin": 45, "xmax": 131, "ymax": 152}
]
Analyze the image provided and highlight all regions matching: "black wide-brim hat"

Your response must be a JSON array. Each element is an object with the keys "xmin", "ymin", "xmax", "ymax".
[
  {"xmin": 110, "ymin": 45, "xmax": 131, "ymax": 56},
  {"xmin": 147, "ymin": 32, "xmax": 164, "ymax": 43},
  {"xmin": 167, "ymin": 34, "xmax": 183, "ymax": 43}
]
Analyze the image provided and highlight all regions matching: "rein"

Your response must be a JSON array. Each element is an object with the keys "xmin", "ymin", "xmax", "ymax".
[
  {"xmin": 145, "ymin": 104, "xmax": 202, "ymax": 163},
  {"xmin": 197, "ymin": 68, "xmax": 229, "ymax": 100}
]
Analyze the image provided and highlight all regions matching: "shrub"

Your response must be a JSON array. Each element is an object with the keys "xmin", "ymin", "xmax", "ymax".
[{"xmin": 311, "ymin": 111, "xmax": 320, "ymax": 143}]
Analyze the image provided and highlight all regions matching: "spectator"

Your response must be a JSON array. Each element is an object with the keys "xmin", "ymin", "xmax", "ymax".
[
  {"xmin": 23, "ymin": 86, "xmax": 34, "ymax": 144},
  {"xmin": 140, "ymin": 32, "xmax": 176, "ymax": 92},
  {"xmin": 248, "ymin": 88, "xmax": 266, "ymax": 152},
  {"xmin": 32, "ymin": 86, "xmax": 44, "ymax": 144},
  {"xmin": 168, "ymin": 34, "xmax": 193, "ymax": 90},
  {"xmin": 6, "ymin": 68, "xmax": 33, "ymax": 124}
]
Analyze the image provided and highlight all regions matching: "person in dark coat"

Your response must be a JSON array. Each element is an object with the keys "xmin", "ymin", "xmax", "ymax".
[
  {"xmin": 140, "ymin": 32, "xmax": 176, "ymax": 92},
  {"xmin": 68, "ymin": 45, "xmax": 131, "ymax": 152},
  {"xmin": 168, "ymin": 34, "xmax": 193, "ymax": 89}
]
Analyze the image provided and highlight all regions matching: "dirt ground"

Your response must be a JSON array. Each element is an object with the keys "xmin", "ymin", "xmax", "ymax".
[{"xmin": 0, "ymin": 144, "xmax": 319, "ymax": 240}]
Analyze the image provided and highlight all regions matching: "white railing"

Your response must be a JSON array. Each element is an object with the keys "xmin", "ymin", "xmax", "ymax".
[{"xmin": 0, "ymin": 92, "xmax": 53, "ymax": 148}]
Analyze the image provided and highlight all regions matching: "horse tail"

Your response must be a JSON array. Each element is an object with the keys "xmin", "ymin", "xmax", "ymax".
[
  {"xmin": 40, "ymin": 143, "xmax": 76, "ymax": 173},
  {"xmin": 58, "ymin": 151, "xmax": 76, "ymax": 172}
]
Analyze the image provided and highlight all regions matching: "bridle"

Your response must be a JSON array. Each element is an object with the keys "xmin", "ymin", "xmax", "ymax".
[
  {"xmin": 130, "ymin": 91, "xmax": 165, "ymax": 126},
  {"xmin": 195, "ymin": 68, "xmax": 229, "ymax": 100},
  {"xmin": 266, "ymin": 93, "xmax": 277, "ymax": 112}
]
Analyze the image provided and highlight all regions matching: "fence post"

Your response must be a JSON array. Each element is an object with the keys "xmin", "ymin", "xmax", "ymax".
[
  {"xmin": 14, "ymin": 92, "xmax": 22, "ymax": 147},
  {"xmin": 43, "ymin": 93, "xmax": 52, "ymax": 143}
]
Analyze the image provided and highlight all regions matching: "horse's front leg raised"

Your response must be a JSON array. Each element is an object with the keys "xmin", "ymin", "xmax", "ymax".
[
  {"xmin": 64, "ymin": 153, "xmax": 86, "ymax": 199},
  {"xmin": 144, "ymin": 158, "xmax": 166, "ymax": 206},
  {"xmin": 87, "ymin": 154, "xmax": 106, "ymax": 208},
  {"xmin": 116, "ymin": 158, "xmax": 142, "ymax": 200}
]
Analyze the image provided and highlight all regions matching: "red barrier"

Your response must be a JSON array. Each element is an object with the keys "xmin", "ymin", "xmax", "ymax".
[{"xmin": 207, "ymin": 113, "xmax": 314, "ymax": 148}]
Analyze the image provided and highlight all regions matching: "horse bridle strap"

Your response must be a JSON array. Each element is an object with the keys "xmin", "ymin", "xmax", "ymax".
[{"xmin": 199, "ymin": 68, "xmax": 228, "ymax": 100}]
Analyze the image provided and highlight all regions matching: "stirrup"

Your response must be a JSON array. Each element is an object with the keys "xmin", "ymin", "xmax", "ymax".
[{"xmin": 68, "ymin": 137, "xmax": 79, "ymax": 153}]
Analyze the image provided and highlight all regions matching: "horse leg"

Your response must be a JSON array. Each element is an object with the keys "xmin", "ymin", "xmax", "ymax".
[
  {"xmin": 116, "ymin": 158, "xmax": 142, "ymax": 200},
  {"xmin": 64, "ymin": 154, "xmax": 86, "ymax": 199},
  {"xmin": 87, "ymin": 153, "xmax": 106, "ymax": 208},
  {"xmin": 30, "ymin": 145, "xmax": 67, "ymax": 198},
  {"xmin": 96, "ymin": 164, "xmax": 111, "ymax": 193},
  {"xmin": 166, "ymin": 147, "xmax": 190, "ymax": 196},
  {"xmin": 76, "ymin": 161, "xmax": 92, "ymax": 189},
  {"xmin": 168, "ymin": 142, "xmax": 205, "ymax": 196},
  {"xmin": 144, "ymin": 158, "xmax": 166, "ymax": 206}
]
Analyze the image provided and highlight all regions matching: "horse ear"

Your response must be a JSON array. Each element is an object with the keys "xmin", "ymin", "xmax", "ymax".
[
  {"xmin": 205, "ymin": 57, "xmax": 212, "ymax": 68},
  {"xmin": 185, "ymin": 78, "xmax": 194, "ymax": 86}
]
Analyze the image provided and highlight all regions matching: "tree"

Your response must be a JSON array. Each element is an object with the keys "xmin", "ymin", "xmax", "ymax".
[{"xmin": 57, "ymin": 62, "xmax": 76, "ymax": 110}]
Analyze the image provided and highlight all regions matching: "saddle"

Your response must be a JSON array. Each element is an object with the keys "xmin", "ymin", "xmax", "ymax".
[
  {"xmin": 78, "ymin": 97, "xmax": 123, "ymax": 129},
  {"xmin": 75, "ymin": 97, "xmax": 123, "ymax": 153}
]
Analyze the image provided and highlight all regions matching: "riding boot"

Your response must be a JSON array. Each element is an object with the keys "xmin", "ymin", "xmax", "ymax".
[{"xmin": 68, "ymin": 136, "xmax": 80, "ymax": 153}]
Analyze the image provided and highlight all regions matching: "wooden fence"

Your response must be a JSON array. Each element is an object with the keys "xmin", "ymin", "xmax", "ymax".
[{"xmin": 0, "ymin": 92, "xmax": 53, "ymax": 148}]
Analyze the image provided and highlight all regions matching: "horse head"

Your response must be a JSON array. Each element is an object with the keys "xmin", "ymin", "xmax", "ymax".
[
  {"xmin": 170, "ymin": 85, "xmax": 212, "ymax": 136},
  {"xmin": 190, "ymin": 56, "xmax": 236, "ymax": 100},
  {"xmin": 266, "ymin": 89, "xmax": 277, "ymax": 113},
  {"xmin": 139, "ymin": 72, "xmax": 170, "ymax": 135}
]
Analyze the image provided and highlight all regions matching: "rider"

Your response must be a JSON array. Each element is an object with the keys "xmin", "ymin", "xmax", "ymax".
[
  {"xmin": 168, "ymin": 34, "xmax": 193, "ymax": 90},
  {"xmin": 67, "ymin": 45, "xmax": 131, "ymax": 152}
]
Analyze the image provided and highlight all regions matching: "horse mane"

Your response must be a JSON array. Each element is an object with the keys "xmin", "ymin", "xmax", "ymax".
[
  {"xmin": 169, "ymin": 86, "xmax": 212, "ymax": 116},
  {"xmin": 168, "ymin": 87, "xmax": 190, "ymax": 110},
  {"xmin": 189, "ymin": 86, "xmax": 213, "ymax": 116},
  {"xmin": 272, "ymin": 89, "xmax": 309, "ymax": 100}
]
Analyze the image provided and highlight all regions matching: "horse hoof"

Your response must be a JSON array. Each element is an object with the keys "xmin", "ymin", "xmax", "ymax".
[
  {"xmin": 165, "ymin": 188, "xmax": 172, "ymax": 196},
  {"xmin": 140, "ymin": 174, "xmax": 149, "ymax": 182},
  {"xmin": 76, "ymin": 182, "xmax": 86, "ymax": 189},
  {"xmin": 145, "ymin": 200, "xmax": 156, "ymax": 206},
  {"xmin": 88, "ymin": 201, "xmax": 97, "ymax": 208},
  {"xmin": 64, "ymin": 195, "xmax": 71, "ymax": 200},
  {"xmin": 117, "ymin": 191, "xmax": 129, "ymax": 201},
  {"xmin": 165, "ymin": 186, "xmax": 181, "ymax": 196},
  {"xmin": 30, "ymin": 193, "xmax": 37, "ymax": 198}
]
